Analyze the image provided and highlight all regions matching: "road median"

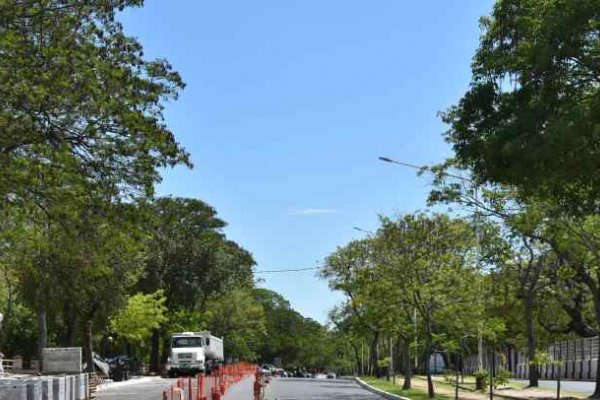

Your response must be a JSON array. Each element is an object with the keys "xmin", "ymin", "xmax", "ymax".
[{"xmin": 355, "ymin": 377, "xmax": 412, "ymax": 400}]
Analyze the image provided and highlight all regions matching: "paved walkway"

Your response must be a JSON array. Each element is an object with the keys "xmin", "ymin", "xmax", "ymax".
[
  {"xmin": 513, "ymin": 379, "xmax": 594, "ymax": 397},
  {"xmin": 416, "ymin": 376, "xmax": 590, "ymax": 399}
]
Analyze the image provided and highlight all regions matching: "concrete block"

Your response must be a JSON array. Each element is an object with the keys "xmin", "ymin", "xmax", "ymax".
[
  {"xmin": 0, "ymin": 381, "xmax": 27, "ymax": 400},
  {"xmin": 74, "ymin": 374, "xmax": 87, "ymax": 400},
  {"xmin": 41, "ymin": 377, "xmax": 53, "ymax": 400},
  {"xmin": 65, "ymin": 377, "xmax": 74, "ymax": 400},
  {"xmin": 52, "ymin": 377, "xmax": 65, "ymax": 400},
  {"xmin": 26, "ymin": 379, "xmax": 42, "ymax": 400},
  {"xmin": 42, "ymin": 349, "xmax": 81, "ymax": 375}
]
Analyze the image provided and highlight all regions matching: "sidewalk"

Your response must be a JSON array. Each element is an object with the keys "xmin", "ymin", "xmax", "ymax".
[{"xmin": 414, "ymin": 376, "xmax": 587, "ymax": 400}]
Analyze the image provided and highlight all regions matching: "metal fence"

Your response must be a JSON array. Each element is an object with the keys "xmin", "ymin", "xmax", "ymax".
[{"xmin": 463, "ymin": 336, "xmax": 599, "ymax": 381}]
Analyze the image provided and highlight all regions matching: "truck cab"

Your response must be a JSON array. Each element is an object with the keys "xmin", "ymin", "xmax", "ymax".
[{"xmin": 166, "ymin": 333, "xmax": 206, "ymax": 377}]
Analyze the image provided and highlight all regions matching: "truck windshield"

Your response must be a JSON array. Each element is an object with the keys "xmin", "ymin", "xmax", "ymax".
[{"xmin": 172, "ymin": 337, "xmax": 203, "ymax": 348}]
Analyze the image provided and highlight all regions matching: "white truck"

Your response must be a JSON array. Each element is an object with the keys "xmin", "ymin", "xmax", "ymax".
[{"xmin": 166, "ymin": 331, "xmax": 224, "ymax": 377}]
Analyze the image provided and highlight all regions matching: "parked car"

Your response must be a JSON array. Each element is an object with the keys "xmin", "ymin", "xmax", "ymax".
[
  {"xmin": 261, "ymin": 364, "xmax": 275, "ymax": 376},
  {"xmin": 106, "ymin": 355, "xmax": 131, "ymax": 382},
  {"xmin": 326, "ymin": 372, "xmax": 337, "ymax": 379}
]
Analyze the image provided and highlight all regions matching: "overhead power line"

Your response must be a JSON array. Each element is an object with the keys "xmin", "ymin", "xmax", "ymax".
[{"xmin": 254, "ymin": 266, "xmax": 321, "ymax": 274}]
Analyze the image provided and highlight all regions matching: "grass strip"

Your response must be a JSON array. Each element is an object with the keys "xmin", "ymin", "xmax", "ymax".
[{"xmin": 362, "ymin": 376, "xmax": 453, "ymax": 400}]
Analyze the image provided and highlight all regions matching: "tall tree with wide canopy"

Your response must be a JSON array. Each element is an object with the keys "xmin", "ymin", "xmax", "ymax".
[
  {"xmin": 0, "ymin": 0, "xmax": 190, "ymax": 206},
  {"xmin": 443, "ymin": 0, "xmax": 600, "ymax": 213},
  {"xmin": 139, "ymin": 197, "xmax": 255, "ymax": 372}
]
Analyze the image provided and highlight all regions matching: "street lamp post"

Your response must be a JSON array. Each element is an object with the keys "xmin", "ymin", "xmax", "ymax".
[
  {"xmin": 379, "ymin": 156, "xmax": 485, "ymax": 371},
  {"xmin": 457, "ymin": 333, "xmax": 476, "ymax": 400}
]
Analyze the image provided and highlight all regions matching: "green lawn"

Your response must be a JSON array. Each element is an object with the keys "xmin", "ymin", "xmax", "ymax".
[{"xmin": 362, "ymin": 377, "xmax": 453, "ymax": 400}]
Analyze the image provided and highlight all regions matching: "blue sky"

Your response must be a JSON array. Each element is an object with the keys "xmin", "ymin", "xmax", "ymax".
[{"xmin": 120, "ymin": 1, "xmax": 493, "ymax": 324}]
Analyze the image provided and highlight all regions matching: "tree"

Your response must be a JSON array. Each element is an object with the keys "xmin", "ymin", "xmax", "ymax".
[
  {"xmin": 110, "ymin": 291, "xmax": 167, "ymax": 348},
  {"xmin": 202, "ymin": 289, "xmax": 266, "ymax": 361},
  {"xmin": 376, "ymin": 214, "xmax": 482, "ymax": 398},
  {"xmin": 0, "ymin": 1, "xmax": 190, "ymax": 207},
  {"xmin": 139, "ymin": 197, "xmax": 255, "ymax": 372},
  {"xmin": 442, "ymin": 0, "xmax": 600, "ymax": 213},
  {"xmin": 321, "ymin": 239, "xmax": 389, "ymax": 377}
]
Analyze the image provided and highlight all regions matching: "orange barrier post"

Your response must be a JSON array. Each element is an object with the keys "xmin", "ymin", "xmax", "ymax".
[
  {"xmin": 197, "ymin": 374, "xmax": 206, "ymax": 400},
  {"xmin": 211, "ymin": 386, "xmax": 221, "ymax": 400}
]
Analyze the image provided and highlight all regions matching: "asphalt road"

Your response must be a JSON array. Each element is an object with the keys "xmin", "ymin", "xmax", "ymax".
[
  {"xmin": 265, "ymin": 378, "xmax": 382, "ymax": 400},
  {"xmin": 513, "ymin": 379, "xmax": 595, "ymax": 396}
]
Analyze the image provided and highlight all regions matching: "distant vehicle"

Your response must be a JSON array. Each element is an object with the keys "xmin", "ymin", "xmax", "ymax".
[
  {"xmin": 262, "ymin": 364, "xmax": 276, "ymax": 373},
  {"xmin": 326, "ymin": 372, "xmax": 336, "ymax": 379},
  {"xmin": 166, "ymin": 331, "xmax": 224, "ymax": 377},
  {"xmin": 106, "ymin": 355, "xmax": 130, "ymax": 382}
]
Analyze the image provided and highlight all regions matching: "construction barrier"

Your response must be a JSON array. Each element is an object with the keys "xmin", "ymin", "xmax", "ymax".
[{"xmin": 161, "ymin": 362, "xmax": 257, "ymax": 400}]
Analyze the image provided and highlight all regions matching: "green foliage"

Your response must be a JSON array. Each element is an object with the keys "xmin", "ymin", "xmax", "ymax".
[
  {"xmin": 473, "ymin": 367, "xmax": 511, "ymax": 390},
  {"xmin": 110, "ymin": 291, "xmax": 167, "ymax": 345},
  {"xmin": 377, "ymin": 357, "xmax": 391, "ymax": 368},
  {"xmin": 362, "ymin": 377, "xmax": 452, "ymax": 400},
  {"xmin": 205, "ymin": 289, "xmax": 266, "ymax": 361},
  {"xmin": 443, "ymin": 0, "xmax": 600, "ymax": 212},
  {"xmin": 0, "ymin": 0, "xmax": 190, "ymax": 203},
  {"xmin": 253, "ymin": 288, "xmax": 342, "ymax": 370}
]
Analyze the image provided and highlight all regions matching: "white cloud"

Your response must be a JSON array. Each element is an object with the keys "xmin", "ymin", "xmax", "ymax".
[{"xmin": 290, "ymin": 208, "xmax": 336, "ymax": 216}]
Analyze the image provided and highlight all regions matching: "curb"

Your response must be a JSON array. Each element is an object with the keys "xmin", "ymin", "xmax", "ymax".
[
  {"xmin": 354, "ymin": 377, "xmax": 411, "ymax": 400},
  {"xmin": 97, "ymin": 376, "xmax": 154, "ymax": 391}
]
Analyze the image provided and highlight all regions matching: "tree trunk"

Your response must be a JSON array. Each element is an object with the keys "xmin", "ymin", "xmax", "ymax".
[
  {"xmin": 150, "ymin": 329, "xmax": 161, "ymax": 374},
  {"xmin": 525, "ymin": 294, "xmax": 539, "ymax": 387},
  {"xmin": 402, "ymin": 340, "xmax": 412, "ymax": 390},
  {"xmin": 83, "ymin": 320, "xmax": 94, "ymax": 373},
  {"xmin": 161, "ymin": 337, "xmax": 170, "ymax": 369},
  {"xmin": 64, "ymin": 301, "xmax": 77, "ymax": 347},
  {"xmin": 36, "ymin": 302, "xmax": 47, "ymax": 370},
  {"xmin": 425, "ymin": 349, "xmax": 435, "ymax": 398},
  {"xmin": 350, "ymin": 342, "xmax": 361, "ymax": 376},
  {"xmin": 370, "ymin": 331, "xmax": 380, "ymax": 377}
]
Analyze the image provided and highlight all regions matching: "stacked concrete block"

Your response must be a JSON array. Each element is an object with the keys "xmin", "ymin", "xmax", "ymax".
[
  {"xmin": 42, "ymin": 349, "xmax": 81, "ymax": 375},
  {"xmin": 40, "ymin": 377, "xmax": 53, "ymax": 400},
  {"xmin": 0, "ymin": 379, "xmax": 27, "ymax": 400},
  {"xmin": 73, "ymin": 374, "xmax": 87, "ymax": 400},
  {"xmin": 51, "ymin": 377, "xmax": 66, "ymax": 400},
  {"xmin": 25, "ymin": 379, "xmax": 42, "ymax": 400}
]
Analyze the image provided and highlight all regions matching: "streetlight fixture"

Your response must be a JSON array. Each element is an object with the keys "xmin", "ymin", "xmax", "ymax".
[
  {"xmin": 378, "ymin": 156, "xmax": 473, "ymax": 183},
  {"xmin": 378, "ymin": 156, "xmax": 485, "ymax": 371},
  {"xmin": 353, "ymin": 226, "xmax": 373, "ymax": 235}
]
